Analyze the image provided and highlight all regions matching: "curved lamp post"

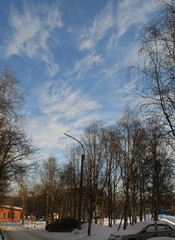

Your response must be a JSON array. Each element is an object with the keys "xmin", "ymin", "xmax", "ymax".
[{"xmin": 64, "ymin": 133, "xmax": 85, "ymax": 230}]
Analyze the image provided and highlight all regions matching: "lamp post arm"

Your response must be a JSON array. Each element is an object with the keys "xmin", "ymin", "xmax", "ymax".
[{"xmin": 64, "ymin": 133, "xmax": 85, "ymax": 154}]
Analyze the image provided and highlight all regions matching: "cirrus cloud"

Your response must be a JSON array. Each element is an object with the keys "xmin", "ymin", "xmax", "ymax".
[{"xmin": 4, "ymin": 1, "xmax": 62, "ymax": 77}]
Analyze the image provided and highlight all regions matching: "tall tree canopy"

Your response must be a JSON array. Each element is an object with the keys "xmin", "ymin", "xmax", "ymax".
[{"xmin": 0, "ymin": 68, "xmax": 34, "ymax": 200}]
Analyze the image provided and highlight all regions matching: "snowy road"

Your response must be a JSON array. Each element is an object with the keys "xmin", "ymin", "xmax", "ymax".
[{"xmin": 0, "ymin": 225, "xmax": 72, "ymax": 240}]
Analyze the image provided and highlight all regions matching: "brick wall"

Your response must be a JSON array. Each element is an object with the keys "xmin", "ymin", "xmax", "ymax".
[{"xmin": 0, "ymin": 206, "xmax": 22, "ymax": 222}]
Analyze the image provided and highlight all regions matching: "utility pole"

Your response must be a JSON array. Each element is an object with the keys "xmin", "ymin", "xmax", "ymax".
[{"xmin": 64, "ymin": 133, "xmax": 85, "ymax": 230}]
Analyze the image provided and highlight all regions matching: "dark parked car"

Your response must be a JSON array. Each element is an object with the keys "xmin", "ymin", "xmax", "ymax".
[{"xmin": 45, "ymin": 217, "xmax": 79, "ymax": 232}]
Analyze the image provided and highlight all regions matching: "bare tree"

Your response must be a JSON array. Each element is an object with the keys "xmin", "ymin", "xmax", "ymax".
[
  {"xmin": 0, "ymin": 68, "xmax": 34, "ymax": 200},
  {"xmin": 133, "ymin": 1, "xmax": 175, "ymax": 140},
  {"xmin": 144, "ymin": 120, "xmax": 174, "ymax": 222},
  {"xmin": 82, "ymin": 122, "xmax": 108, "ymax": 235},
  {"xmin": 103, "ymin": 125, "xmax": 121, "ymax": 226},
  {"xmin": 129, "ymin": 1, "xmax": 175, "ymax": 225},
  {"xmin": 117, "ymin": 109, "xmax": 148, "ymax": 228},
  {"xmin": 40, "ymin": 156, "xmax": 59, "ymax": 223},
  {"xmin": 59, "ymin": 160, "xmax": 79, "ymax": 217}
]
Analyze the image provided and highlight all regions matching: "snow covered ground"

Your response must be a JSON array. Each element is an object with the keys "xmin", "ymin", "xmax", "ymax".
[
  {"xmin": 0, "ymin": 216, "xmax": 175, "ymax": 240},
  {"xmin": 0, "ymin": 221, "xmax": 115, "ymax": 240}
]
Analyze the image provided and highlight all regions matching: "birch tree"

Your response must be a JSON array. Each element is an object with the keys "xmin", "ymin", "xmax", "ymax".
[{"xmin": 134, "ymin": 1, "xmax": 175, "ymax": 140}]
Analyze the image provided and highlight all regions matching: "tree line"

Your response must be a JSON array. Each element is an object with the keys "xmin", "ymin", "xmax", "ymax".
[
  {"xmin": 24, "ymin": 115, "xmax": 174, "ymax": 229},
  {"xmin": 1, "ymin": 0, "xmax": 175, "ymax": 235}
]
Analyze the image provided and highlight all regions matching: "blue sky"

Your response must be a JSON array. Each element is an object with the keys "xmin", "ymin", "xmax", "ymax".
[{"xmin": 0, "ymin": 0, "xmax": 162, "ymax": 162}]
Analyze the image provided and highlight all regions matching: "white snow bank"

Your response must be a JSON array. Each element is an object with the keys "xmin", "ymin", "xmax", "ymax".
[
  {"xmin": 160, "ymin": 215, "xmax": 175, "ymax": 225},
  {"xmin": 1, "ymin": 218, "xmax": 175, "ymax": 240}
]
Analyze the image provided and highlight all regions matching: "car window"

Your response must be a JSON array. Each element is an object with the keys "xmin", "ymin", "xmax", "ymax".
[
  {"xmin": 145, "ymin": 225, "xmax": 156, "ymax": 232},
  {"xmin": 157, "ymin": 225, "xmax": 171, "ymax": 232},
  {"xmin": 145, "ymin": 224, "xmax": 172, "ymax": 232}
]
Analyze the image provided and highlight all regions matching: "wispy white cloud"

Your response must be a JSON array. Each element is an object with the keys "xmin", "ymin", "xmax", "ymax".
[
  {"xmin": 78, "ymin": 1, "xmax": 115, "ymax": 51},
  {"xmin": 76, "ymin": 0, "xmax": 160, "ymax": 52},
  {"xmin": 38, "ymin": 80, "xmax": 100, "ymax": 119},
  {"xmin": 27, "ymin": 79, "xmax": 101, "ymax": 152},
  {"xmin": 4, "ymin": 1, "xmax": 62, "ymax": 77},
  {"xmin": 70, "ymin": 0, "xmax": 160, "ymax": 84},
  {"xmin": 107, "ymin": 0, "xmax": 161, "ymax": 49},
  {"xmin": 124, "ymin": 0, "xmax": 160, "ymax": 33},
  {"xmin": 67, "ymin": 52, "xmax": 104, "ymax": 81}
]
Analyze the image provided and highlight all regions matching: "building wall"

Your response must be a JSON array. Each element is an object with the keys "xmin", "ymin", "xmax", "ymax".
[{"xmin": 0, "ymin": 206, "xmax": 21, "ymax": 222}]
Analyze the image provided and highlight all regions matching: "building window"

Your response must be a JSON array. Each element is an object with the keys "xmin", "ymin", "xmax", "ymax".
[{"xmin": 2, "ymin": 213, "xmax": 6, "ymax": 218}]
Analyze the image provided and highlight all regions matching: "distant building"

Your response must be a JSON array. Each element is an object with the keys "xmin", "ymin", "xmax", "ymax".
[{"xmin": 0, "ymin": 205, "xmax": 22, "ymax": 222}]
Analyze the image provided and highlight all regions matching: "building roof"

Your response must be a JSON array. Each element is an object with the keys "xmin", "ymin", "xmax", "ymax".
[{"xmin": 0, "ymin": 205, "xmax": 22, "ymax": 211}]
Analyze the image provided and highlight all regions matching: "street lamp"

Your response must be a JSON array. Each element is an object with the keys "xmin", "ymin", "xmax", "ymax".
[{"xmin": 64, "ymin": 133, "xmax": 85, "ymax": 230}]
